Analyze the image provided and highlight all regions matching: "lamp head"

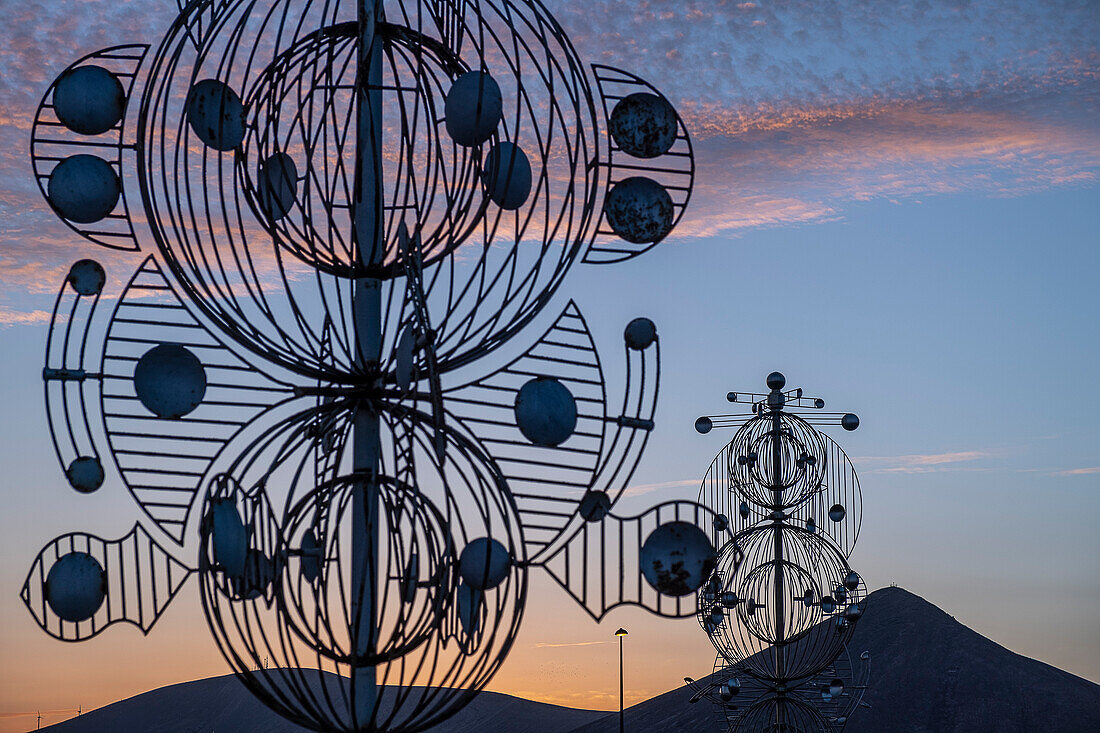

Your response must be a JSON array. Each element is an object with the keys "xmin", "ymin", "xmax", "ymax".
[{"xmin": 615, "ymin": 627, "xmax": 629, "ymax": 637}]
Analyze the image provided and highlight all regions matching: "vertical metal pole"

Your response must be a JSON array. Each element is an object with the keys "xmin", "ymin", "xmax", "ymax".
[
  {"xmin": 352, "ymin": 0, "xmax": 385, "ymax": 726},
  {"xmin": 619, "ymin": 634, "xmax": 624, "ymax": 733},
  {"xmin": 769, "ymin": 392, "xmax": 786, "ymax": 728}
]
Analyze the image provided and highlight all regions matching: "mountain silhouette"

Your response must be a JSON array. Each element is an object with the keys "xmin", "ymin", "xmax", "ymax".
[
  {"xmin": 43, "ymin": 587, "xmax": 1100, "ymax": 732},
  {"xmin": 574, "ymin": 587, "xmax": 1100, "ymax": 732},
  {"xmin": 39, "ymin": 676, "xmax": 606, "ymax": 733}
]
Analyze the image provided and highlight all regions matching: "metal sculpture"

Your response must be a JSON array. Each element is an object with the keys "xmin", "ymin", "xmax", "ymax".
[
  {"xmin": 685, "ymin": 373, "xmax": 871, "ymax": 731},
  {"xmin": 23, "ymin": 1, "xmax": 711, "ymax": 730}
]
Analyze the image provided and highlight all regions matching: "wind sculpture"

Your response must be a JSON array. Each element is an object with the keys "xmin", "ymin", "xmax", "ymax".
[
  {"xmin": 686, "ymin": 373, "xmax": 871, "ymax": 731},
  {"xmin": 21, "ymin": 0, "xmax": 720, "ymax": 730}
]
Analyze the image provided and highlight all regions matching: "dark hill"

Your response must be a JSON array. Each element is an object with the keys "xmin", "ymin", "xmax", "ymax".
[
  {"xmin": 574, "ymin": 587, "xmax": 1100, "ymax": 732},
  {"xmin": 40, "ymin": 675, "xmax": 606, "ymax": 733},
  {"xmin": 43, "ymin": 588, "xmax": 1100, "ymax": 732}
]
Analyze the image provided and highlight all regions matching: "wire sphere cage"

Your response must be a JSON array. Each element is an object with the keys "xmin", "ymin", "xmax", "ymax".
[
  {"xmin": 196, "ymin": 406, "xmax": 527, "ymax": 730},
  {"xmin": 685, "ymin": 374, "xmax": 872, "ymax": 732},
  {"xmin": 22, "ymin": 0, "xmax": 706, "ymax": 731},
  {"xmin": 700, "ymin": 647, "xmax": 870, "ymax": 733}
]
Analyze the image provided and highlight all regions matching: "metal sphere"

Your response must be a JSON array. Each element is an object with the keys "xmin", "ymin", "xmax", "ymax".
[
  {"xmin": 52, "ymin": 65, "xmax": 125, "ymax": 135},
  {"xmin": 133, "ymin": 344, "xmax": 207, "ymax": 418},
  {"xmin": 514, "ymin": 377, "xmax": 578, "ymax": 447},
  {"xmin": 843, "ymin": 570, "xmax": 861, "ymax": 591},
  {"xmin": 299, "ymin": 529, "xmax": 321, "ymax": 584},
  {"xmin": 609, "ymin": 92, "xmax": 677, "ymax": 159},
  {"xmin": 578, "ymin": 490, "xmax": 612, "ymax": 522},
  {"xmin": 482, "ymin": 141, "xmax": 532, "ymax": 210},
  {"xmin": 828, "ymin": 504, "xmax": 846, "ymax": 522},
  {"xmin": 232, "ymin": 548, "xmax": 276, "ymax": 601},
  {"xmin": 65, "ymin": 456, "xmax": 104, "ymax": 493},
  {"xmin": 457, "ymin": 582, "xmax": 484, "ymax": 639},
  {"xmin": 445, "ymin": 71, "xmax": 503, "ymax": 147},
  {"xmin": 67, "ymin": 259, "xmax": 106, "ymax": 296},
  {"xmin": 623, "ymin": 317, "xmax": 658, "ymax": 350},
  {"xmin": 256, "ymin": 152, "xmax": 298, "ymax": 220},
  {"xmin": 186, "ymin": 79, "xmax": 245, "ymax": 151},
  {"xmin": 766, "ymin": 371, "xmax": 786, "ymax": 390},
  {"xmin": 713, "ymin": 513, "xmax": 729, "ymax": 532},
  {"xmin": 47, "ymin": 155, "xmax": 120, "ymax": 223},
  {"xmin": 459, "ymin": 538, "xmax": 512, "ymax": 590},
  {"xmin": 841, "ymin": 413, "xmax": 860, "ymax": 431},
  {"xmin": 209, "ymin": 497, "xmax": 248, "ymax": 579},
  {"xmin": 45, "ymin": 552, "xmax": 106, "ymax": 623},
  {"xmin": 640, "ymin": 521, "xmax": 716, "ymax": 597},
  {"xmin": 604, "ymin": 176, "xmax": 674, "ymax": 244},
  {"xmin": 695, "ymin": 416, "xmax": 713, "ymax": 434}
]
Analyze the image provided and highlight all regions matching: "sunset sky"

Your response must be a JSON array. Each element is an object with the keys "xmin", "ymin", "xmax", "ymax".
[{"xmin": 1, "ymin": 0, "xmax": 1098, "ymax": 730}]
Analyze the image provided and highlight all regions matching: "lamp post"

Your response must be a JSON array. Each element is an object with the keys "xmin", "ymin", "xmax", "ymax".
[{"xmin": 616, "ymin": 627, "xmax": 629, "ymax": 732}]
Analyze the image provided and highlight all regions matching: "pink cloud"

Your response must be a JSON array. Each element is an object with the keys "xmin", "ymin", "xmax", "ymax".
[
  {"xmin": 0, "ymin": 306, "xmax": 53, "ymax": 327},
  {"xmin": 853, "ymin": 450, "xmax": 992, "ymax": 474},
  {"xmin": 1054, "ymin": 467, "xmax": 1100, "ymax": 477}
]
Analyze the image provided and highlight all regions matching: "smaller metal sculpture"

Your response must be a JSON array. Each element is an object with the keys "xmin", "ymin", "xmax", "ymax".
[{"xmin": 686, "ymin": 372, "xmax": 871, "ymax": 731}]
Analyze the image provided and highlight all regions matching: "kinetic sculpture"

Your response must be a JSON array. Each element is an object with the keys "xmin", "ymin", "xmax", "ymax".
[
  {"xmin": 686, "ymin": 373, "xmax": 871, "ymax": 731},
  {"xmin": 22, "ymin": 1, "xmax": 716, "ymax": 730}
]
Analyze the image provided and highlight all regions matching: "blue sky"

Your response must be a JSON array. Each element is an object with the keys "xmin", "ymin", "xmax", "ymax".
[{"xmin": 0, "ymin": 0, "xmax": 1098, "ymax": 728}]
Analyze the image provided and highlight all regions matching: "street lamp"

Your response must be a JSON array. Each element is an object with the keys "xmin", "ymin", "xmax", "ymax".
[{"xmin": 615, "ymin": 628, "xmax": 629, "ymax": 732}]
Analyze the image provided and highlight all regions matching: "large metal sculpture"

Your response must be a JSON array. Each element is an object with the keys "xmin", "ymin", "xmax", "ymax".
[
  {"xmin": 22, "ymin": 0, "xmax": 714, "ymax": 730},
  {"xmin": 685, "ymin": 373, "xmax": 871, "ymax": 731}
]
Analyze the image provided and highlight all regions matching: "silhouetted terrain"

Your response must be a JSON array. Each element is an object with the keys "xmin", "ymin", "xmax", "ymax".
[
  {"xmin": 40, "ymin": 676, "xmax": 606, "ymax": 733},
  {"xmin": 575, "ymin": 587, "xmax": 1100, "ymax": 732},
  {"xmin": 44, "ymin": 588, "xmax": 1100, "ymax": 732}
]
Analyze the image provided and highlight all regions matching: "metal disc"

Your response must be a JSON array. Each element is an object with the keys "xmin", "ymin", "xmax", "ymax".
[
  {"xmin": 45, "ymin": 552, "xmax": 106, "ymax": 623},
  {"xmin": 67, "ymin": 259, "xmax": 106, "ymax": 296},
  {"xmin": 514, "ymin": 377, "xmax": 578, "ymax": 447},
  {"xmin": 640, "ymin": 521, "xmax": 716, "ymax": 596},
  {"xmin": 445, "ymin": 70, "xmax": 503, "ymax": 147},
  {"xmin": 482, "ymin": 141, "xmax": 532, "ymax": 210},
  {"xmin": 624, "ymin": 317, "xmax": 657, "ymax": 350},
  {"xmin": 210, "ymin": 497, "xmax": 248, "ymax": 578},
  {"xmin": 604, "ymin": 177, "xmax": 674, "ymax": 243},
  {"xmin": 65, "ymin": 456, "xmax": 105, "ymax": 493},
  {"xmin": 186, "ymin": 79, "xmax": 245, "ymax": 151},
  {"xmin": 578, "ymin": 490, "xmax": 612, "ymax": 522},
  {"xmin": 458, "ymin": 537, "xmax": 511, "ymax": 590},
  {"xmin": 47, "ymin": 155, "xmax": 120, "ymax": 223},
  {"xmin": 52, "ymin": 65, "xmax": 125, "ymax": 135},
  {"xmin": 257, "ymin": 152, "xmax": 297, "ymax": 219},
  {"xmin": 609, "ymin": 92, "xmax": 677, "ymax": 159},
  {"xmin": 133, "ymin": 343, "xmax": 207, "ymax": 418}
]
